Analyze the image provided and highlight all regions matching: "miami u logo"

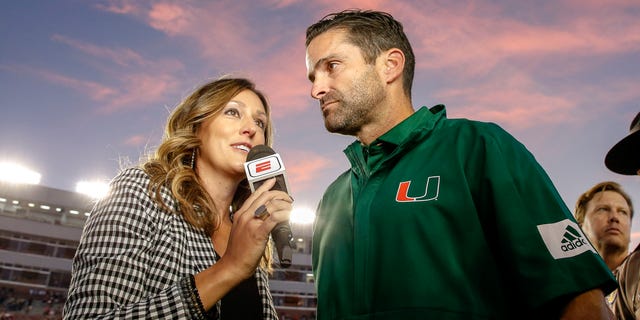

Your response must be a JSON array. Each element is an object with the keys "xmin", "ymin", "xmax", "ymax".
[{"xmin": 395, "ymin": 176, "xmax": 440, "ymax": 202}]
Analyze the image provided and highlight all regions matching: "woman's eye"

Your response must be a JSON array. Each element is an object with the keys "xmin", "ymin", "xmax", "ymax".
[
  {"xmin": 224, "ymin": 108, "xmax": 239, "ymax": 116},
  {"xmin": 255, "ymin": 119, "xmax": 266, "ymax": 129}
]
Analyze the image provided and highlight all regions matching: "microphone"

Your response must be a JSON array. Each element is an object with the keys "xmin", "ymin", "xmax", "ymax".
[{"xmin": 244, "ymin": 145, "xmax": 294, "ymax": 268}]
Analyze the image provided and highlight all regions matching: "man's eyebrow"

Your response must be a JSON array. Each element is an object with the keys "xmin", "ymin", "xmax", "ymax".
[
  {"xmin": 308, "ymin": 54, "xmax": 340, "ymax": 81},
  {"xmin": 307, "ymin": 57, "xmax": 325, "ymax": 81}
]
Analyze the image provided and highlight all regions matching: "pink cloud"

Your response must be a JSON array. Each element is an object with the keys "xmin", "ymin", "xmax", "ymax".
[
  {"xmin": 253, "ymin": 40, "xmax": 312, "ymax": 117},
  {"xmin": 141, "ymin": 2, "xmax": 264, "ymax": 64},
  {"xmin": 267, "ymin": 0, "xmax": 305, "ymax": 8},
  {"xmin": 484, "ymin": 14, "xmax": 640, "ymax": 57},
  {"xmin": 283, "ymin": 150, "xmax": 334, "ymax": 192},
  {"xmin": 48, "ymin": 34, "xmax": 184, "ymax": 114},
  {"xmin": 106, "ymin": 1, "xmax": 312, "ymax": 115},
  {"xmin": 309, "ymin": 0, "xmax": 387, "ymax": 9},
  {"xmin": 553, "ymin": 78, "xmax": 640, "ymax": 125},
  {"xmin": 147, "ymin": 3, "xmax": 191, "ymax": 36},
  {"xmin": 95, "ymin": 0, "xmax": 141, "ymax": 15},
  {"xmin": 123, "ymin": 135, "xmax": 148, "ymax": 147},
  {"xmin": 97, "ymin": 73, "xmax": 179, "ymax": 114},
  {"xmin": 565, "ymin": 0, "xmax": 639, "ymax": 10},
  {"xmin": 96, "ymin": 0, "xmax": 640, "ymax": 76},
  {"xmin": 1, "ymin": 62, "xmax": 178, "ymax": 115},
  {"xmin": 439, "ymin": 72, "xmax": 576, "ymax": 129},
  {"xmin": 52, "ymin": 34, "xmax": 146, "ymax": 67},
  {"xmin": 375, "ymin": 1, "xmax": 640, "ymax": 78},
  {"xmin": 1, "ymin": 64, "xmax": 117, "ymax": 100},
  {"xmin": 52, "ymin": 34, "xmax": 184, "ymax": 73},
  {"xmin": 361, "ymin": 1, "xmax": 640, "ymax": 130},
  {"xmin": 91, "ymin": 0, "xmax": 639, "ymax": 123}
]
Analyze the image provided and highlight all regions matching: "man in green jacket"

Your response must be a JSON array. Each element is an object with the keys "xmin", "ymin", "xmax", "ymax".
[{"xmin": 305, "ymin": 9, "xmax": 616, "ymax": 319}]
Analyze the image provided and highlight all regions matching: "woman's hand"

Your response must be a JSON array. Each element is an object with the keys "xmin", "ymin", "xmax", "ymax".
[
  {"xmin": 223, "ymin": 177, "xmax": 293, "ymax": 278},
  {"xmin": 194, "ymin": 178, "xmax": 293, "ymax": 309}
]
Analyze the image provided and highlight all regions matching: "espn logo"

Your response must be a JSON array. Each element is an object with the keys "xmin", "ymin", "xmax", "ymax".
[
  {"xmin": 256, "ymin": 160, "xmax": 271, "ymax": 173},
  {"xmin": 245, "ymin": 154, "xmax": 284, "ymax": 178}
]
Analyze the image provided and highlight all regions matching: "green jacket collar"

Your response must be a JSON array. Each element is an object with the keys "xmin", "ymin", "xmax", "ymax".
[{"xmin": 344, "ymin": 105, "xmax": 447, "ymax": 174}]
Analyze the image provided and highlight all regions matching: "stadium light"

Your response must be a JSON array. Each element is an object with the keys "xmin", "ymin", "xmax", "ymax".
[
  {"xmin": 0, "ymin": 162, "xmax": 41, "ymax": 185},
  {"xmin": 290, "ymin": 206, "xmax": 316, "ymax": 225},
  {"xmin": 76, "ymin": 180, "xmax": 109, "ymax": 199}
]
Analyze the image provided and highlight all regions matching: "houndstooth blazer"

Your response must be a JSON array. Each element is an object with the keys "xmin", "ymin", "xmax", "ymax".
[{"xmin": 63, "ymin": 167, "xmax": 278, "ymax": 319}]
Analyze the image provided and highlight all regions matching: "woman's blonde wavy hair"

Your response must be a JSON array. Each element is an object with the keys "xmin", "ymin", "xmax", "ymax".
[{"xmin": 143, "ymin": 77, "xmax": 274, "ymax": 269}]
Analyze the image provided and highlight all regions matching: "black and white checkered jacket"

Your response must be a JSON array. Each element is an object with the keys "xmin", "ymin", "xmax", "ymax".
[{"xmin": 63, "ymin": 167, "xmax": 278, "ymax": 319}]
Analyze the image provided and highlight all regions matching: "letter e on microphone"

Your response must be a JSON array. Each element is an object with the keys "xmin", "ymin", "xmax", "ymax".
[{"xmin": 244, "ymin": 154, "xmax": 286, "ymax": 192}]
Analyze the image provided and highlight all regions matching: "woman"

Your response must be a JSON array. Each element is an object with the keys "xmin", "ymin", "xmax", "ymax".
[{"xmin": 63, "ymin": 77, "xmax": 292, "ymax": 319}]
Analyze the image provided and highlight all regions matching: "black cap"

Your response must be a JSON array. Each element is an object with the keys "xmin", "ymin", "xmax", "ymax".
[{"xmin": 605, "ymin": 112, "xmax": 640, "ymax": 175}]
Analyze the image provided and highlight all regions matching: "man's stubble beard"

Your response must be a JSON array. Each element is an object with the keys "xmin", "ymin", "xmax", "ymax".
[{"xmin": 324, "ymin": 67, "xmax": 386, "ymax": 136}]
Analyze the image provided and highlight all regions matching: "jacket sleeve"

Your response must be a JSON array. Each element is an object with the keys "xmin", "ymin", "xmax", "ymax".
[
  {"xmin": 62, "ymin": 168, "xmax": 211, "ymax": 320},
  {"xmin": 471, "ymin": 124, "xmax": 616, "ymax": 312}
]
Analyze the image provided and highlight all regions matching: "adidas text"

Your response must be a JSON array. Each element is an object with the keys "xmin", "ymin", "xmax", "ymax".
[{"xmin": 561, "ymin": 238, "xmax": 588, "ymax": 252}]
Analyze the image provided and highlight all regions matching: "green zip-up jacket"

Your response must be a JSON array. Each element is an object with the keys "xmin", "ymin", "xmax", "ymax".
[{"xmin": 312, "ymin": 105, "xmax": 615, "ymax": 320}]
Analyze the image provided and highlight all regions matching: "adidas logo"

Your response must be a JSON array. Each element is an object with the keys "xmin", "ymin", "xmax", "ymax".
[
  {"xmin": 537, "ymin": 219, "xmax": 596, "ymax": 260},
  {"xmin": 560, "ymin": 225, "xmax": 589, "ymax": 252}
]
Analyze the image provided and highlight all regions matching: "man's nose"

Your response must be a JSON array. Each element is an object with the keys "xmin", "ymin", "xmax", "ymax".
[{"xmin": 311, "ymin": 78, "xmax": 328, "ymax": 100}]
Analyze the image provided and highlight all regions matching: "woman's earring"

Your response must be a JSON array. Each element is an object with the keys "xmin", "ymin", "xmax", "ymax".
[{"xmin": 190, "ymin": 149, "xmax": 196, "ymax": 170}]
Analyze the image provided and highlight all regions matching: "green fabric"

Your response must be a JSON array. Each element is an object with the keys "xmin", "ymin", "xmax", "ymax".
[{"xmin": 312, "ymin": 105, "xmax": 616, "ymax": 320}]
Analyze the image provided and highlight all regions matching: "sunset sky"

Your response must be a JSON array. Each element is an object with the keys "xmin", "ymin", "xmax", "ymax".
[{"xmin": 1, "ymin": 1, "xmax": 639, "ymax": 245}]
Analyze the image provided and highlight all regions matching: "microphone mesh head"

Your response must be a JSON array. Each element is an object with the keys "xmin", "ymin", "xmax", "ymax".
[{"xmin": 247, "ymin": 145, "xmax": 275, "ymax": 161}]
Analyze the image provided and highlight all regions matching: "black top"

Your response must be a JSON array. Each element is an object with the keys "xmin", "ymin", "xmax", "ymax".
[{"xmin": 215, "ymin": 252, "xmax": 262, "ymax": 319}]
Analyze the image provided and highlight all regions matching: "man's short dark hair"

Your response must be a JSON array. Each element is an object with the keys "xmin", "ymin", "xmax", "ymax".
[{"xmin": 306, "ymin": 9, "xmax": 416, "ymax": 98}]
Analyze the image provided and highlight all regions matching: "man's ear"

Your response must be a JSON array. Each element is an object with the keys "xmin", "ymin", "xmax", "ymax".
[{"xmin": 381, "ymin": 48, "xmax": 405, "ymax": 84}]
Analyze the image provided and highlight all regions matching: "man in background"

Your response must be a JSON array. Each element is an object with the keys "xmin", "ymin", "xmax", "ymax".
[
  {"xmin": 575, "ymin": 182, "xmax": 636, "ymax": 319},
  {"xmin": 585, "ymin": 111, "xmax": 640, "ymax": 319}
]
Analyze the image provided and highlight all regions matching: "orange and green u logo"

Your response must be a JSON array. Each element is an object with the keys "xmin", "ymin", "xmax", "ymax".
[{"xmin": 395, "ymin": 176, "xmax": 440, "ymax": 202}]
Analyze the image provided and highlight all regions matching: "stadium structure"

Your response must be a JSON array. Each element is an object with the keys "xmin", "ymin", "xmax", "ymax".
[{"xmin": 0, "ymin": 180, "xmax": 316, "ymax": 319}]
